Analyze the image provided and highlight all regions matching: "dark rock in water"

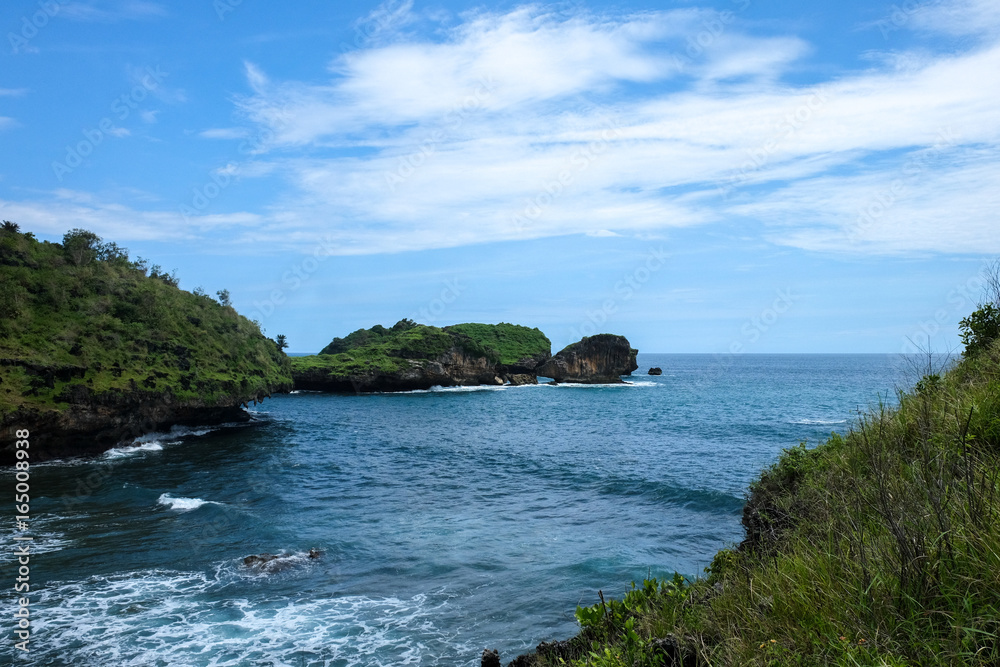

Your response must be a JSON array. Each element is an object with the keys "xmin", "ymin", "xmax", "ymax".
[
  {"xmin": 506, "ymin": 373, "xmax": 537, "ymax": 386},
  {"xmin": 481, "ymin": 648, "xmax": 501, "ymax": 667},
  {"xmin": 535, "ymin": 334, "xmax": 638, "ymax": 384},
  {"xmin": 242, "ymin": 549, "xmax": 321, "ymax": 573},
  {"xmin": 648, "ymin": 367, "xmax": 662, "ymax": 375},
  {"xmin": 243, "ymin": 553, "xmax": 280, "ymax": 568}
]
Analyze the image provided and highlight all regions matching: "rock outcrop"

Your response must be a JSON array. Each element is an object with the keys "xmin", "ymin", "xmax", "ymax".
[
  {"xmin": 242, "ymin": 549, "xmax": 322, "ymax": 574},
  {"xmin": 0, "ymin": 226, "xmax": 293, "ymax": 465},
  {"xmin": 1, "ymin": 398, "xmax": 251, "ymax": 465},
  {"xmin": 293, "ymin": 345, "xmax": 505, "ymax": 393},
  {"xmin": 536, "ymin": 334, "xmax": 638, "ymax": 384},
  {"xmin": 648, "ymin": 367, "xmax": 663, "ymax": 375},
  {"xmin": 497, "ymin": 351, "xmax": 551, "ymax": 378}
]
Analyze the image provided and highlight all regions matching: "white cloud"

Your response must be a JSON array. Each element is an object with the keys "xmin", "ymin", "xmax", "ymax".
[
  {"xmin": 237, "ymin": 7, "xmax": 695, "ymax": 145},
  {"xmin": 199, "ymin": 128, "xmax": 249, "ymax": 140},
  {"xmin": 0, "ymin": 88, "xmax": 28, "ymax": 97},
  {"xmin": 911, "ymin": 0, "xmax": 1000, "ymax": 36},
  {"xmin": 60, "ymin": 1, "xmax": 167, "ymax": 22},
  {"xmin": 9, "ymin": 0, "xmax": 999, "ymax": 258},
  {"xmin": 0, "ymin": 191, "xmax": 260, "ymax": 243},
  {"xmin": 220, "ymin": 0, "xmax": 1000, "ymax": 256}
]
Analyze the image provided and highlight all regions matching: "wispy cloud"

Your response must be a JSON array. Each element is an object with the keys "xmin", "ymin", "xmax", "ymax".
[
  {"xmin": 0, "ymin": 190, "xmax": 257, "ymax": 243},
  {"xmin": 60, "ymin": 1, "xmax": 167, "ymax": 22},
  {"xmin": 199, "ymin": 128, "xmax": 249, "ymax": 140},
  {"xmin": 216, "ymin": 2, "xmax": 999, "ymax": 255},
  {"xmin": 8, "ymin": 0, "xmax": 998, "ymax": 258}
]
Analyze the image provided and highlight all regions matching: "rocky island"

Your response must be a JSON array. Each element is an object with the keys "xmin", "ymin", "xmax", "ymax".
[
  {"xmin": 0, "ymin": 226, "xmax": 292, "ymax": 464},
  {"xmin": 536, "ymin": 334, "xmax": 638, "ymax": 384},
  {"xmin": 291, "ymin": 322, "xmax": 639, "ymax": 392}
]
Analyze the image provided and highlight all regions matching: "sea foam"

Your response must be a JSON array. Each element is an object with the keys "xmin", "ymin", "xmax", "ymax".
[{"xmin": 157, "ymin": 494, "xmax": 221, "ymax": 511}]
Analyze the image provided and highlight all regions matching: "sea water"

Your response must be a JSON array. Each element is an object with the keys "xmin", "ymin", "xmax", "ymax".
[{"xmin": 0, "ymin": 354, "xmax": 922, "ymax": 666}]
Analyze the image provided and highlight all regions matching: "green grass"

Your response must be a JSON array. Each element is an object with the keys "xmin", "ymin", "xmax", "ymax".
[
  {"xmin": 445, "ymin": 322, "xmax": 550, "ymax": 366},
  {"xmin": 0, "ymin": 227, "xmax": 292, "ymax": 419},
  {"xmin": 296, "ymin": 321, "xmax": 551, "ymax": 379},
  {"xmin": 522, "ymin": 340, "xmax": 1000, "ymax": 667},
  {"xmin": 295, "ymin": 324, "xmax": 459, "ymax": 377}
]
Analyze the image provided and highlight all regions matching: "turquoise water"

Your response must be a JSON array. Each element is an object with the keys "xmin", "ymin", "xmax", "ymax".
[{"xmin": 1, "ymin": 354, "xmax": 919, "ymax": 666}]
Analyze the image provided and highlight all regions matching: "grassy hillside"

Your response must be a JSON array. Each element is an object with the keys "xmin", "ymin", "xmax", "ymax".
[
  {"xmin": 446, "ymin": 322, "xmax": 550, "ymax": 366},
  {"xmin": 297, "ymin": 321, "xmax": 550, "ymax": 378},
  {"xmin": 296, "ymin": 323, "xmax": 464, "ymax": 376},
  {"xmin": 519, "ymin": 307, "xmax": 1000, "ymax": 665},
  {"xmin": 0, "ymin": 225, "xmax": 291, "ymax": 418}
]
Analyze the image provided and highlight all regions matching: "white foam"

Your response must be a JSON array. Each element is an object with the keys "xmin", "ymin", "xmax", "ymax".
[
  {"xmin": 103, "ymin": 442, "xmax": 165, "ymax": 459},
  {"xmin": 0, "ymin": 530, "xmax": 73, "ymax": 563},
  {"xmin": 540, "ymin": 380, "xmax": 657, "ymax": 388},
  {"xmin": 27, "ymin": 569, "xmax": 474, "ymax": 667},
  {"xmin": 789, "ymin": 418, "xmax": 848, "ymax": 425},
  {"xmin": 390, "ymin": 384, "xmax": 512, "ymax": 394},
  {"xmin": 157, "ymin": 494, "xmax": 221, "ymax": 511}
]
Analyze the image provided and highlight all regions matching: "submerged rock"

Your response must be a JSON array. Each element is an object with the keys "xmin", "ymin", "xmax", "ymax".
[
  {"xmin": 242, "ymin": 549, "xmax": 321, "ymax": 574},
  {"xmin": 536, "ymin": 334, "xmax": 639, "ymax": 384}
]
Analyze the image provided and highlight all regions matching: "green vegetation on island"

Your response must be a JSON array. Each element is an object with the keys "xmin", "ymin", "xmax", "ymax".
[
  {"xmin": 0, "ymin": 224, "xmax": 292, "ymax": 460},
  {"xmin": 512, "ymin": 279, "xmax": 1000, "ymax": 666},
  {"xmin": 293, "ymin": 320, "xmax": 551, "ymax": 387},
  {"xmin": 445, "ymin": 322, "xmax": 552, "ymax": 367}
]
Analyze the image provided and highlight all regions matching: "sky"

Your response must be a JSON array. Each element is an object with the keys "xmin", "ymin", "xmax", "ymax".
[{"xmin": 1, "ymin": 0, "xmax": 998, "ymax": 353}]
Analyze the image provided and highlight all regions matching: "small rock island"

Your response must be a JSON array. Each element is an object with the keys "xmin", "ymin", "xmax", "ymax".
[{"xmin": 291, "ymin": 322, "xmax": 639, "ymax": 392}]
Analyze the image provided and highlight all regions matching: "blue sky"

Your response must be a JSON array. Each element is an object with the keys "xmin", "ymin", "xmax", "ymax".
[{"xmin": 1, "ymin": 0, "xmax": 998, "ymax": 353}]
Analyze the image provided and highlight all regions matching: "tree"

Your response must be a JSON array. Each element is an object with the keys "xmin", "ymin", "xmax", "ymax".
[
  {"xmin": 960, "ymin": 260, "xmax": 1000, "ymax": 357},
  {"xmin": 62, "ymin": 228, "xmax": 102, "ymax": 266},
  {"xmin": 275, "ymin": 334, "xmax": 288, "ymax": 351},
  {"xmin": 216, "ymin": 289, "xmax": 231, "ymax": 307},
  {"xmin": 960, "ymin": 303, "xmax": 1000, "ymax": 357},
  {"xmin": 1, "ymin": 220, "xmax": 19, "ymax": 234}
]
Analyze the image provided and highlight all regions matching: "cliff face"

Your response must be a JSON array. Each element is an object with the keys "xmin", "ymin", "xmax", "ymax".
[
  {"xmin": 536, "ymin": 334, "xmax": 639, "ymax": 383},
  {"xmin": 0, "ymin": 226, "xmax": 292, "ymax": 463},
  {"xmin": 294, "ymin": 345, "xmax": 503, "ymax": 392}
]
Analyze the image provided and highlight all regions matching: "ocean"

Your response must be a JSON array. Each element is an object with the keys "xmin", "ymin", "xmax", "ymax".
[{"xmin": 1, "ymin": 354, "xmax": 923, "ymax": 666}]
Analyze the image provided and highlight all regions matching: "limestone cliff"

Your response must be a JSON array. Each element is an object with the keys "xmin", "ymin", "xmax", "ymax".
[{"xmin": 535, "ymin": 334, "xmax": 638, "ymax": 383}]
